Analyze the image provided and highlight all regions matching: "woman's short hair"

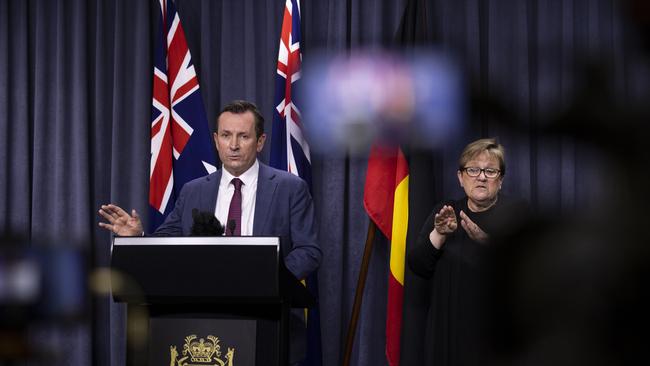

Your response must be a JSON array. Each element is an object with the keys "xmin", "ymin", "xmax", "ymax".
[
  {"xmin": 218, "ymin": 100, "xmax": 265, "ymax": 138},
  {"xmin": 458, "ymin": 138, "xmax": 506, "ymax": 176}
]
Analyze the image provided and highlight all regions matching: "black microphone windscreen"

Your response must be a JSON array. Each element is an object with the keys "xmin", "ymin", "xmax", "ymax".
[{"xmin": 190, "ymin": 209, "xmax": 224, "ymax": 236}]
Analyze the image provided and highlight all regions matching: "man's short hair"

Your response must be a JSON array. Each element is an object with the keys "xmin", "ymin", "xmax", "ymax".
[{"xmin": 218, "ymin": 100, "xmax": 265, "ymax": 138}]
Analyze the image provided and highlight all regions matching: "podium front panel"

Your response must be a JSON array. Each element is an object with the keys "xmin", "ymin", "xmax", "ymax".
[
  {"xmin": 112, "ymin": 237, "xmax": 292, "ymax": 365},
  {"xmin": 126, "ymin": 304, "xmax": 283, "ymax": 366},
  {"xmin": 149, "ymin": 317, "xmax": 256, "ymax": 366}
]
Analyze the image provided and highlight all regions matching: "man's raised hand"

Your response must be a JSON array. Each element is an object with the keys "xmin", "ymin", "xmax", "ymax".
[{"xmin": 98, "ymin": 204, "xmax": 143, "ymax": 236}]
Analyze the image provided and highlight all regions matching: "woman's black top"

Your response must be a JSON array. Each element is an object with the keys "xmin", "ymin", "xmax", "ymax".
[{"xmin": 408, "ymin": 195, "xmax": 527, "ymax": 366}]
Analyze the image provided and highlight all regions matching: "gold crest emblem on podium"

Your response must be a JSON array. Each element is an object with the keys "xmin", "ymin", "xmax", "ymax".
[{"xmin": 169, "ymin": 334, "xmax": 235, "ymax": 366}]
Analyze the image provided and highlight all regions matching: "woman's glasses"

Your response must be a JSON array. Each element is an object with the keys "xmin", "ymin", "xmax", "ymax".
[{"xmin": 461, "ymin": 167, "xmax": 501, "ymax": 179}]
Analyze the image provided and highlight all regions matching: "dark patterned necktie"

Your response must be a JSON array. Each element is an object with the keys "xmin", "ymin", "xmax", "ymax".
[{"xmin": 226, "ymin": 178, "xmax": 243, "ymax": 236}]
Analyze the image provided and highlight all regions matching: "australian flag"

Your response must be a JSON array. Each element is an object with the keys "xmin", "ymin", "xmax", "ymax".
[
  {"xmin": 270, "ymin": 0, "xmax": 312, "ymax": 187},
  {"xmin": 269, "ymin": 1, "xmax": 321, "ymax": 365},
  {"xmin": 149, "ymin": 0, "xmax": 216, "ymax": 231}
]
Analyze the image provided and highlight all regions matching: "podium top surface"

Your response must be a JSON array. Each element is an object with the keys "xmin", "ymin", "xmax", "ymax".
[{"xmin": 113, "ymin": 236, "xmax": 280, "ymax": 247}]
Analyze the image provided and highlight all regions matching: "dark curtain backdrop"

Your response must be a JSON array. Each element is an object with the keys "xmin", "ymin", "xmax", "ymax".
[{"xmin": 1, "ymin": 0, "xmax": 649, "ymax": 366}]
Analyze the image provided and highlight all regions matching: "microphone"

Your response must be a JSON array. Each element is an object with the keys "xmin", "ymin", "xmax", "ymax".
[
  {"xmin": 227, "ymin": 219, "xmax": 236, "ymax": 236},
  {"xmin": 190, "ymin": 208, "xmax": 224, "ymax": 236}
]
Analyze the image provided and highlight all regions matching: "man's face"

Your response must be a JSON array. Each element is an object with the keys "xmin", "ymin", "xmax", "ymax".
[{"xmin": 214, "ymin": 111, "xmax": 266, "ymax": 176}]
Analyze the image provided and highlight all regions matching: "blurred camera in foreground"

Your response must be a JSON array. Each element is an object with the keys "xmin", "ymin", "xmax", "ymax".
[
  {"xmin": 0, "ymin": 236, "xmax": 87, "ymax": 361},
  {"xmin": 301, "ymin": 50, "xmax": 465, "ymax": 155}
]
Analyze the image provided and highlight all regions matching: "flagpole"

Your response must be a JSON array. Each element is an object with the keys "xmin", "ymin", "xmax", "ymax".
[{"xmin": 342, "ymin": 220, "xmax": 376, "ymax": 366}]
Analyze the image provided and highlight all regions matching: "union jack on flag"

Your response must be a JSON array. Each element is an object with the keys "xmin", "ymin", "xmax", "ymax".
[
  {"xmin": 149, "ymin": 0, "xmax": 216, "ymax": 231},
  {"xmin": 269, "ymin": 1, "xmax": 321, "ymax": 365},
  {"xmin": 270, "ymin": 0, "xmax": 311, "ymax": 187}
]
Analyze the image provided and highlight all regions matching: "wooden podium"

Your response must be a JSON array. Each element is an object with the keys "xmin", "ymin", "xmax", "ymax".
[{"xmin": 111, "ymin": 236, "xmax": 313, "ymax": 366}]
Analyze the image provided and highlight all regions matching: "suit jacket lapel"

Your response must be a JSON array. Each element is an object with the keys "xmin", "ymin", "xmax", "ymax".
[
  {"xmin": 253, "ymin": 163, "xmax": 278, "ymax": 236},
  {"xmin": 202, "ymin": 170, "xmax": 221, "ymax": 214}
]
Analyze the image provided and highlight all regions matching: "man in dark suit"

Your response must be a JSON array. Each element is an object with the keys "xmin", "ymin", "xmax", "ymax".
[
  {"xmin": 98, "ymin": 101, "xmax": 321, "ymax": 362},
  {"xmin": 99, "ymin": 100, "xmax": 321, "ymax": 279}
]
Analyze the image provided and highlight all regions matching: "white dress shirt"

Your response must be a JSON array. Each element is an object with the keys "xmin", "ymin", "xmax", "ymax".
[{"xmin": 214, "ymin": 159, "xmax": 259, "ymax": 235}]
